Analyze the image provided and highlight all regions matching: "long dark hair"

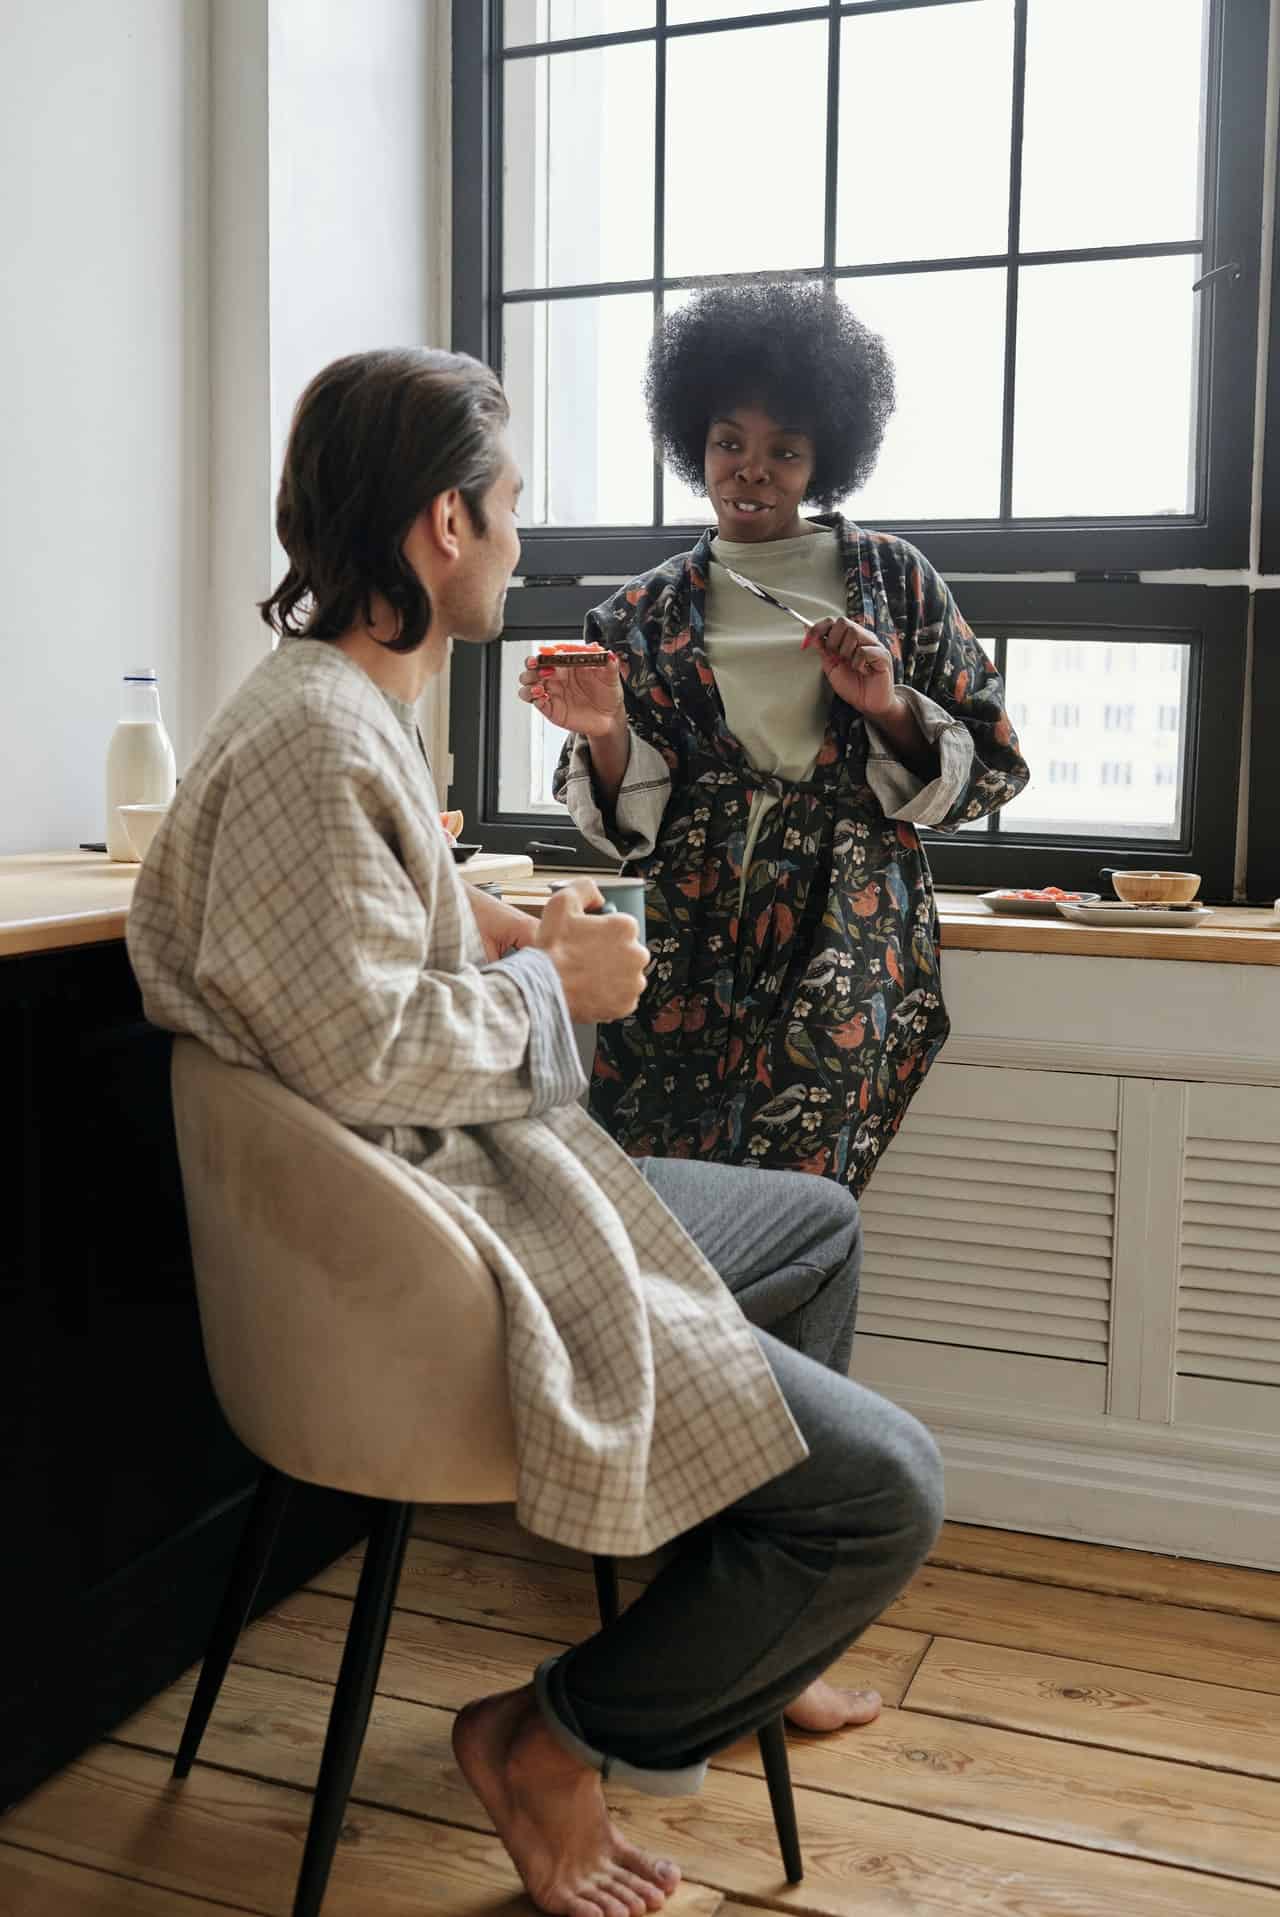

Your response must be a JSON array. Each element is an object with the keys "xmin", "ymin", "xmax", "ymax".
[{"xmin": 260, "ymin": 348, "xmax": 509, "ymax": 653}]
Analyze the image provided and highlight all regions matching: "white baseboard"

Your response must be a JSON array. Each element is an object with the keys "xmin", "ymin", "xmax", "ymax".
[{"xmin": 920, "ymin": 1416, "xmax": 1280, "ymax": 1571}]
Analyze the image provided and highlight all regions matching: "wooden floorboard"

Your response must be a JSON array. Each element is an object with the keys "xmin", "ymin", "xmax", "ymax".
[
  {"xmin": 716, "ymin": 1703, "xmax": 1280, "ymax": 1888},
  {"xmin": 105, "ymin": 1666, "xmax": 1280, "ymax": 1917},
  {"xmin": 0, "ymin": 1840, "xmax": 257, "ymax": 1917},
  {"xmin": 882, "ymin": 1562, "xmax": 1280, "ymax": 1693},
  {"xmin": 927, "ymin": 1522, "xmax": 1280, "ymax": 1620},
  {"xmin": 904, "ymin": 1636, "xmax": 1280, "ymax": 1779},
  {"xmin": 237, "ymin": 1588, "xmax": 929, "ymax": 1715},
  {"xmin": 1, "ymin": 1742, "xmax": 724, "ymax": 1917},
  {"xmin": 7, "ymin": 1517, "xmax": 1280, "ymax": 1915},
  {"xmin": 309, "ymin": 1537, "xmax": 648, "ymax": 1643},
  {"xmin": 229, "ymin": 1615, "xmax": 1280, "ymax": 1892}
]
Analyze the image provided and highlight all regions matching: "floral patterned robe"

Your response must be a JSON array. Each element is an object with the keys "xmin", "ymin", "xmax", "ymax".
[{"xmin": 553, "ymin": 515, "xmax": 1029, "ymax": 1195}]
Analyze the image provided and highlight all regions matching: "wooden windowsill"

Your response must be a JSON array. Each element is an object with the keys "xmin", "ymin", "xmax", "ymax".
[{"xmin": 511, "ymin": 875, "xmax": 1280, "ymax": 967}]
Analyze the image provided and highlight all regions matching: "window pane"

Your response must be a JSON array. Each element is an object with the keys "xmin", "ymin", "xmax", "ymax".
[
  {"xmin": 1020, "ymin": 0, "xmax": 1207, "ymax": 252},
  {"xmin": 664, "ymin": 22, "xmax": 827, "ymax": 277},
  {"xmin": 504, "ymin": 294, "xmax": 656, "ymax": 525},
  {"xmin": 494, "ymin": 633, "xmax": 570, "ymax": 815},
  {"xmin": 837, "ymin": 269, "xmax": 1006, "ymax": 521},
  {"xmin": 1012, "ymin": 255, "xmax": 1199, "ymax": 518},
  {"xmin": 837, "ymin": 0, "xmax": 1014, "ymax": 266},
  {"xmin": 504, "ymin": 44, "xmax": 656, "ymax": 291},
  {"xmin": 505, "ymin": 1, "xmax": 654, "ymax": 44},
  {"xmin": 667, "ymin": 0, "xmax": 800, "ymax": 20},
  {"xmin": 995, "ymin": 636, "xmax": 1189, "ymax": 840}
]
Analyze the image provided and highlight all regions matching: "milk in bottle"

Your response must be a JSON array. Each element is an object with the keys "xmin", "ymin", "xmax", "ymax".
[{"xmin": 105, "ymin": 668, "xmax": 177, "ymax": 860}]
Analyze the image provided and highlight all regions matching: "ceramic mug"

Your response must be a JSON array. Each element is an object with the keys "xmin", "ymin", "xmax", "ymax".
[{"xmin": 550, "ymin": 876, "xmax": 647, "ymax": 943}]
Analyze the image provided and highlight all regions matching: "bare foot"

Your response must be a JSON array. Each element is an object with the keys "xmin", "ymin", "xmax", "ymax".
[
  {"xmin": 784, "ymin": 1677, "xmax": 882, "ymax": 1733},
  {"xmin": 453, "ymin": 1685, "xmax": 682, "ymax": 1917}
]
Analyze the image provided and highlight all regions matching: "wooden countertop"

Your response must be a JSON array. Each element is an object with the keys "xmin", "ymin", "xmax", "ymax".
[
  {"xmin": 0, "ymin": 850, "xmax": 537, "ymax": 960},
  {"xmin": 931, "ymin": 891, "xmax": 1280, "ymax": 966},
  {"xmin": 4, "ymin": 852, "xmax": 1277, "ymax": 965},
  {"xmin": 504, "ymin": 880, "xmax": 1280, "ymax": 967}
]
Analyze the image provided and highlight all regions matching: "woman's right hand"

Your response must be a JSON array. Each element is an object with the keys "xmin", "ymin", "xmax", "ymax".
[{"xmin": 518, "ymin": 653, "xmax": 625, "ymax": 739}]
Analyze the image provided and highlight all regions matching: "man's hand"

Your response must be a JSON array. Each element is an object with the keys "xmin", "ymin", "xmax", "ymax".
[
  {"xmin": 535, "ymin": 877, "xmax": 650, "ymax": 1023},
  {"xmin": 468, "ymin": 885, "xmax": 538, "ymax": 963}
]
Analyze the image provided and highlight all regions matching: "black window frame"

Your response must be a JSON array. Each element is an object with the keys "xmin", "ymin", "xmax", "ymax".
[
  {"xmin": 450, "ymin": 579, "xmax": 1249, "ymax": 901},
  {"xmin": 450, "ymin": 0, "xmax": 1268, "ymax": 901},
  {"xmin": 1260, "ymin": 93, "xmax": 1280, "ymax": 577},
  {"xmin": 1247, "ymin": 590, "xmax": 1280, "ymax": 904},
  {"xmin": 454, "ymin": 0, "xmax": 1271, "ymax": 576}
]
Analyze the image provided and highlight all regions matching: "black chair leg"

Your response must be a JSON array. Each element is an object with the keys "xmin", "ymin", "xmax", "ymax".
[
  {"xmin": 757, "ymin": 1714, "xmax": 803, "ymax": 1884},
  {"xmin": 173, "ymin": 1466, "xmax": 293, "ymax": 1779},
  {"xmin": 591, "ymin": 1555, "xmax": 620, "ymax": 1628},
  {"xmin": 291, "ymin": 1501, "xmax": 412, "ymax": 1917}
]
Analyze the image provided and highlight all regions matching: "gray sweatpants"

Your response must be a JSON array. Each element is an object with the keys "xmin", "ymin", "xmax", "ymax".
[{"xmin": 538, "ymin": 1157, "xmax": 944, "ymax": 1794}]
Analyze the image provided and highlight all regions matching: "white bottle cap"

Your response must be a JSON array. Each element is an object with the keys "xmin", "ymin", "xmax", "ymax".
[{"xmin": 124, "ymin": 667, "xmax": 158, "ymax": 681}]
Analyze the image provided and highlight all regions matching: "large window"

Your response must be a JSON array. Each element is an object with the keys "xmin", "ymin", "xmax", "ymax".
[{"xmin": 451, "ymin": 0, "xmax": 1271, "ymax": 895}]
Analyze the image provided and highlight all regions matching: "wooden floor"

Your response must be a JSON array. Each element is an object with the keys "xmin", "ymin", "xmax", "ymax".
[{"xmin": 4, "ymin": 1511, "xmax": 1280, "ymax": 1916}]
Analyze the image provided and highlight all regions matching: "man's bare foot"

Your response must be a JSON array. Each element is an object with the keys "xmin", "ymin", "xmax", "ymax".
[
  {"xmin": 453, "ymin": 1685, "xmax": 682, "ymax": 1917},
  {"xmin": 784, "ymin": 1677, "xmax": 882, "ymax": 1733}
]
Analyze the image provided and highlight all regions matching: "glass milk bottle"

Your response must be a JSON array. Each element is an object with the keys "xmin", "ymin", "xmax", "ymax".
[{"xmin": 105, "ymin": 668, "xmax": 177, "ymax": 860}]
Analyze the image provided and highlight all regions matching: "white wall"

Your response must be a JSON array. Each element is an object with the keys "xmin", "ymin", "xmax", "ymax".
[
  {"xmin": 267, "ymin": 0, "xmax": 452, "ymax": 773},
  {"xmin": 0, "ymin": 0, "xmax": 210, "ymax": 854},
  {"xmin": 198, "ymin": 0, "xmax": 454, "ymax": 750},
  {"xmin": 0, "ymin": 0, "xmax": 452, "ymax": 855}
]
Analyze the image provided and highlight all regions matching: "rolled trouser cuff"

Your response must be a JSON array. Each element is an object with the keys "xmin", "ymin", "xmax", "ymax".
[{"xmin": 534, "ymin": 1653, "xmax": 708, "ymax": 1798}]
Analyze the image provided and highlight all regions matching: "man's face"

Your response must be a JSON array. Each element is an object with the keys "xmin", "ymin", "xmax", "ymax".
[{"xmin": 449, "ymin": 441, "xmax": 523, "ymax": 645}]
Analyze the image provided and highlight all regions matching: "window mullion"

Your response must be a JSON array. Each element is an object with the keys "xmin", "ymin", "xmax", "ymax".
[
  {"xmin": 998, "ymin": 0, "xmax": 1029, "ymax": 523},
  {"xmin": 823, "ymin": 0, "xmax": 840, "ymax": 277},
  {"xmin": 653, "ymin": 0, "xmax": 667, "ymax": 528}
]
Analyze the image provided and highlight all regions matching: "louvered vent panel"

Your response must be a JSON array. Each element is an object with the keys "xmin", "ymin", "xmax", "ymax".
[
  {"xmin": 1177, "ymin": 1133, "xmax": 1280, "ymax": 1389},
  {"xmin": 858, "ymin": 1102, "xmax": 1116, "ymax": 1364}
]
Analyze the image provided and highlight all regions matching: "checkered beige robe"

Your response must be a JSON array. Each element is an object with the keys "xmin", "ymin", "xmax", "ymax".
[{"xmin": 127, "ymin": 638, "xmax": 806, "ymax": 1554}]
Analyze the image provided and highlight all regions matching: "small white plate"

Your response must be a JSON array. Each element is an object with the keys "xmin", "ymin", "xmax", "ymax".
[
  {"xmin": 1057, "ymin": 901, "xmax": 1214, "ymax": 929},
  {"xmin": 978, "ymin": 890, "xmax": 1101, "ymax": 917}
]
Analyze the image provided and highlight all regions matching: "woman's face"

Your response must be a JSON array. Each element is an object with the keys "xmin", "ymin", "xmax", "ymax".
[{"xmin": 703, "ymin": 404, "xmax": 816, "ymax": 543}]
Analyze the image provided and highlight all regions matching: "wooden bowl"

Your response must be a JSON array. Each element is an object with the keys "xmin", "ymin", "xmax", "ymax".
[{"xmin": 1110, "ymin": 870, "xmax": 1201, "ymax": 904}]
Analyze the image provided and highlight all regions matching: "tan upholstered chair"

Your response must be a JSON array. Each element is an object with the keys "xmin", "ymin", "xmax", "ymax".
[{"xmin": 168, "ymin": 1037, "xmax": 802, "ymax": 1917}]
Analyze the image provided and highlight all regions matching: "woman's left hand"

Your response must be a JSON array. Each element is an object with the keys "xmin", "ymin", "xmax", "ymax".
[{"xmin": 803, "ymin": 617, "xmax": 900, "ymax": 719}]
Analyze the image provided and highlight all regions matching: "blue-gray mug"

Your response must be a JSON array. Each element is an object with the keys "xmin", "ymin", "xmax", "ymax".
[{"xmin": 550, "ymin": 877, "xmax": 646, "ymax": 944}]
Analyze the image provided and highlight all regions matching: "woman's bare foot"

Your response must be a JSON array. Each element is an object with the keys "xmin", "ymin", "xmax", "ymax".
[
  {"xmin": 784, "ymin": 1677, "xmax": 882, "ymax": 1733},
  {"xmin": 453, "ymin": 1685, "xmax": 682, "ymax": 1917}
]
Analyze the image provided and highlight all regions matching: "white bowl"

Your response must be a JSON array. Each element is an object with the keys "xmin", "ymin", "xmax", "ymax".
[{"xmin": 118, "ymin": 802, "xmax": 169, "ymax": 861}]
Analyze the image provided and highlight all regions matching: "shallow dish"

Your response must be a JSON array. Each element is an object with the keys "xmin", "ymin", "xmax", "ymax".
[
  {"xmin": 978, "ymin": 889, "xmax": 1100, "ymax": 917},
  {"xmin": 1057, "ymin": 900, "xmax": 1214, "ymax": 929},
  {"xmin": 450, "ymin": 843, "xmax": 482, "ymax": 864}
]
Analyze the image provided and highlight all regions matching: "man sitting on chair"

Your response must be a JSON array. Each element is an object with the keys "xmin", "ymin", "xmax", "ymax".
[{"xmin": 127, "ymin": 348, "xmax": 943, "ymax": 1917}]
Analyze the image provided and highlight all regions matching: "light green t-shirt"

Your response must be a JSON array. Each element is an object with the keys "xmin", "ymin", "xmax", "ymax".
[{"xmin": 705, "ymin": 524, "xmax": 848, "ymax": 904}]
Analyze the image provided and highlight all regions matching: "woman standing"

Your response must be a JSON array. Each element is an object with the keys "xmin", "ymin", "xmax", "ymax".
[{"xmin": 523, "ymin": 282, "xmax": 1029, "ymax": 1196}]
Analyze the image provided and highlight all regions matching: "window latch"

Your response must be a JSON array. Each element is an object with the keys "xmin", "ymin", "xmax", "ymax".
[
  {"xmin": 1191, "ymin": 261, "xmax": 1242, "ymax": 292},
  {"xmin": 525, "ymin": 840, "xmax": 583, "ymax": 861}
]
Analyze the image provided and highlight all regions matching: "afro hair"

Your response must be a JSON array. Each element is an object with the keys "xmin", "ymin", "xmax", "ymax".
[{"xmin": 645, "ymin": 279, "xmax": 895, "ymax": 509}]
